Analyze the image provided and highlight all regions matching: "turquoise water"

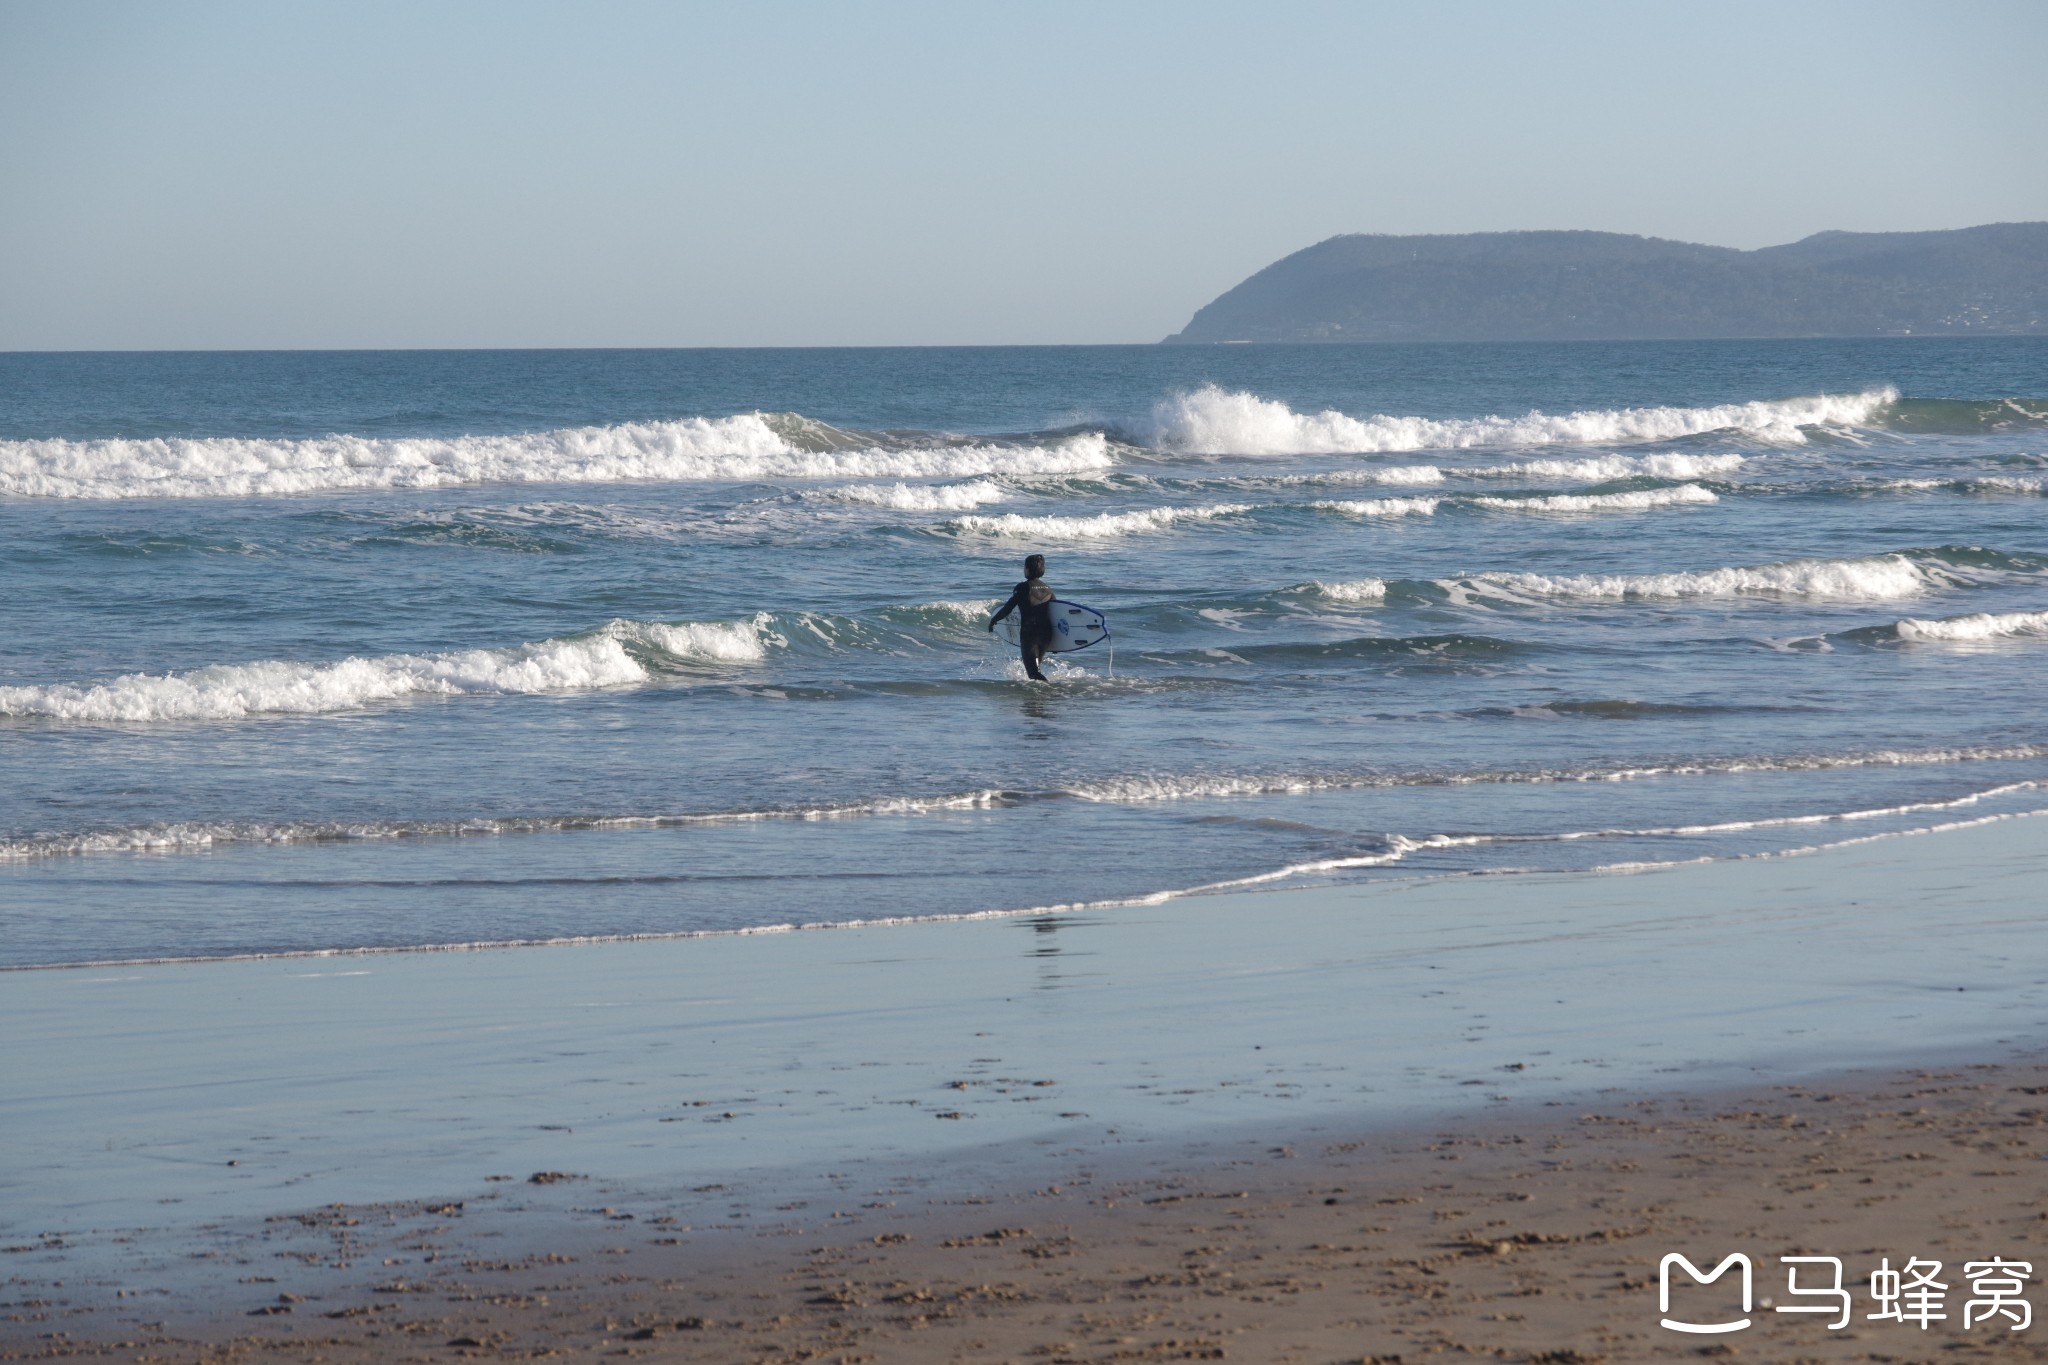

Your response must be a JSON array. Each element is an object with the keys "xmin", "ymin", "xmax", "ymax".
[{"xmin": 2, "ymin": 340, "xmax": 2044, "ymax": 966}]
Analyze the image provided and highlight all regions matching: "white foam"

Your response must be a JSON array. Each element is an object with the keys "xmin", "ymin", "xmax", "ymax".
[
  {"xmin": 1355, "ymin": 464, "xmax": 1446, "ymax": 485},
  {"xmin": 1309, "ymin": 485, "xmax": 1713, "ymax": 518},
  {"xmin": 1309, "ymin": 497, "xmax": 1441, "ymax": 517},
  {"xmin": 1416, "ymin": 780, "xmax": 2042, "ymax": 847},
  {"xmin": 814, "ymin": 479, "xmax": 1009, "ymax": 511},
  {"xmin": 623, "ymin": 618, "xmax": 777, "ymax": 663},
  {"xmin": 1147, "ymin": 384, "xmax": 1893, "ymax": 456},
  {"xmin": 1459, "ymin": 552, "xmax": 1950, "ymax": 604},
  {"xmin": 1874, "ymin": 475, "xmax": 2044, "ymax": 494},
  {"xmin": 1487, "ymin": 452, "xmax": 1747, "ymax": 481},
  {"xmin": 1069, "ymin": 773, "xmax": 1350, "ymax": 803},
  {"xmin": 1278, "ymin": 453, "xmax": 1746, "ymax": 488},
  {"xmin": 0, "ymin": 421, "xmax": 1114, "ymax": 499},
  {"xmin": 1469, "ymin": 483, "xmax": 1719, "ymax": 513},
  {"xmin": 1581, "ymin": 808, "xmax": 2044, "ymax": 876},
  {"xmin": 0, "ymin": 788, "xmax": 1023, "ymax": 862},
  {"xmin": 0, "ymin": 617, "xmax": 776, "ymax": 722},
  {"xmin": 1060, "ymin": 745, "xmax": 2048, "ymax": 806},
  {"xmin": 918, "ymin": 598, "xmax": 1006, "ymax": 625},
  {"xmin": 9, "ymin": 746, "xmax": 2044, "ymax": 864},
  {"xmin": 1307, "ymin": 579, "xmax": 1389, "ymax": 604},
  {"xmin": 949, "ymin": 503, "xmax": 1251, "ymax": 540},
  {"xmin": 1895, "ymin": 610, "xmax": 2048, "ymax": 642},
  {"xmin": 1280, "ymin": 464, "xmax": 1447, "ymax": 486}
]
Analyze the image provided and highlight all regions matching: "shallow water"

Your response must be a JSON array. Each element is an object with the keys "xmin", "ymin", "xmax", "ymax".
[{"xmin": 2, "ymin": 340, "xmax": 2045, "ymax": 966}]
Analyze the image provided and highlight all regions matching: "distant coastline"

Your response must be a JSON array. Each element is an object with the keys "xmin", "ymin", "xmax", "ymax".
[{"xmin": 1163, "ymin": 223, "xmax": 2048, "ymax": 344}]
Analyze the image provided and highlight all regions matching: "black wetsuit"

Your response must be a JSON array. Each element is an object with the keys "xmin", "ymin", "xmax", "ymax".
[{"xmin": 990, "ymin": 578, "xmax": 1055, "ymax": 680}]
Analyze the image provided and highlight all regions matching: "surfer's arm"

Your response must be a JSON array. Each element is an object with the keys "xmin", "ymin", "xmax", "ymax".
[{"xmin": 988, "ymin": 586, "xmax": 1022, "ymax": 630}]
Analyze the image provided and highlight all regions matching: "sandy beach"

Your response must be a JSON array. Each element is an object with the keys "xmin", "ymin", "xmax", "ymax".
[
  {"xmin": 5, "ymin": 813, "xmax": 2046, "ymax": 1359},
  {"xmin": 6, "ymin": 3, "xmax": 2045, "ymax": 1358},
  {"xmin": 9, "ymin": 1058, "xmax": 2048, "ymax": 1363}
]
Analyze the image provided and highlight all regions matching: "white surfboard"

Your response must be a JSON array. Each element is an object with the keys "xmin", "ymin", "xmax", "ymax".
[{"xmin": 997, "ymin": 600, "xmax": 1111, "ymax": 653}]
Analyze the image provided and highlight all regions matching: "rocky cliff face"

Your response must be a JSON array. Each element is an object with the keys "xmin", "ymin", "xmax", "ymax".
[{"xmin": 1162, "ymin": 225, "xmax": 2048, "ymax": 343}]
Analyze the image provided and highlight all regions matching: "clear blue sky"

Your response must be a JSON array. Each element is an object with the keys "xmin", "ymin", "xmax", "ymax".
[{"xmin": 2, "ymin": 0, "xmax": 2043, "ymax": 349}]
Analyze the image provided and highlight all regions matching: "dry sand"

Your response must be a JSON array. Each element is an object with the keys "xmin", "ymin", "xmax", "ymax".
[{"xmin": 8, "ymin": 1057, "xmax": 2046, "ymax": 1363}]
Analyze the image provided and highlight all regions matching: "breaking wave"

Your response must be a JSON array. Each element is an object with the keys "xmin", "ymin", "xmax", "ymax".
[
  {"xmin": 0, "ymin": 418, "xmax": 1113, "ymax": 499},
  {"xmin": 1310, "ymin": 484, "xmax": 1716, "ymax": 517},
  {"xmin": 10, "ymin": 388, "xmax": 2040, "ymax": 502},
  {"xmin": 1487, "ymin": 452, "xmax": 1747, "ymax": 481},
  {"xmin": 0, "ymin": 618, "xmax": 778, "ymax": 722},
  {"xmin": 897, "ymin": 598, "xmax": 1006, "ymax": 627},
  {"xmin": 812, "ymin": 479, "xmax": 1009, "ymax": 510},
  {"xmin": 1447, "ymin": 550, "xmax": 1986, "ymax": 605},
  {"xmin": 1304, "ymin": 579, "xmax": 1389, "ymax": 604},
  {"xmin": 13, "ymin": 545, "xmax": 2031, "ymax": 726},
  {"xmin": 942, "ymin": 485, "xmax": 1710, "ymax": 538},
  {"xmin": 1270, "ymin": 452, "xmax": 1747, "ymax": 487},
  {"xmin": 1468, "ymin": 484, "xmax": 1719, "ymax": 513},
  {"xmin": 948, "ymin": 503, "xmax": 1252, "ymax": 540},
  {"xmin": 1309, "ymin": 496, "xmax": 1441, "ymax": 517},
  {"xmin": 1894, "ymin": 610, "xmax": 2048, "ymax": 642},
  {"xmin": 1145, "ymin": 384, "xmax": 1895, "ymax": 455}
]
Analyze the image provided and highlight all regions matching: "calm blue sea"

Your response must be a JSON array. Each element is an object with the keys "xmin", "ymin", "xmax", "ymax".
[{"xmin": 2, "ymin": 340, "xmax": 2044, "ymax": 968}]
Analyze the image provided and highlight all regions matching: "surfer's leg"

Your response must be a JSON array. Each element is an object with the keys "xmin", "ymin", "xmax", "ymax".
[{"xmin": 1021, "ymin": 632, "xmax": 1049, "ymax": 681}]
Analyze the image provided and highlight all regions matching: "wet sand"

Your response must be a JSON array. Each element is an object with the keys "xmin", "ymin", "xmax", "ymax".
[
  {"xmin": 7, "ymin": 1058, "xmax": 2047, "ymax": 1362},
  {"xmin": 5, "ymin": 814, "xmax": 2046, "ymax": 1360}
]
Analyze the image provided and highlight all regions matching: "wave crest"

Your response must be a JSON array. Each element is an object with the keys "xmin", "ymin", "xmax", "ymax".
[
  {"xmin": 0, "ymin": 420, "xmax": 1113, "ymax": 499},
  {"xmin": 1469, "ymin": 484, "xmax": 1719, "ymax": 513},
  {"xmin": 949, "ymin": 503, "xmax": 1251, "ymax": 540},
  {"xmin": 1304, "ymin": 579, "xmax": 1389, "ymax": 603},
  {"xmin": 1895, "ymin": 610, "xmax": 2048, "ymax": 642},
  {"xmin": 1146, "ymin": 384, "xmax": 1894, "ymax": 456},
  {"xmin": 0, "ymin": 617, "xmax": 776, "ymax": 722},
  {"xmin": 1309, "ymin": 496, "xmax": 1441, "ymax": 517},
  {"xmin": 1454, "ymin": 552, "xmax": 1963, "ymax": 604},
  {"xmin": 1309, "ymin": 484, "xmax": 1715, "ymax": 517},
  {"xmin": 1272, "ymin": 452, "xmax": 1747, "ymax": 487},
  {"xmin": 812, "ymin": 479, "xmax": 1009, "ymax": 510}
]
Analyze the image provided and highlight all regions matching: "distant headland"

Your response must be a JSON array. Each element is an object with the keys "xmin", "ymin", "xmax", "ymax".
[{"xmin": 1161, "ymin": 224, "xmax": 2048, "ymax": 344}]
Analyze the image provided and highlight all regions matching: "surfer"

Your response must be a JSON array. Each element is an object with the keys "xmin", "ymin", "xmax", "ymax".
[{"xmin": 988, "ymin": 552, "xmax": 1055, "ymax": 681}]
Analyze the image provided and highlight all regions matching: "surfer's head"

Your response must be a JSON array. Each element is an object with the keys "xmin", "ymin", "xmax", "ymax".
[{"xmin": 1024, "ymin": 554, "xmax": 1045, "ymax": 580}]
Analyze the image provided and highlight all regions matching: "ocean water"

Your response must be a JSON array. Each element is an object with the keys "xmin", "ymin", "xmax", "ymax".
[{"xmin": 2, "ymin": 340, "xmax": 2044, "ymax": 969}]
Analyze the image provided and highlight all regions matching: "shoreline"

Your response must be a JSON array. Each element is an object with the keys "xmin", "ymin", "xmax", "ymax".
[
  {"xmin": 5, "ymin": 812, "xmax": 2047, "ymax": 1358},
  {"xmin": 6, "ymin": 793, "xmax": 2043, "ymax": 974}
]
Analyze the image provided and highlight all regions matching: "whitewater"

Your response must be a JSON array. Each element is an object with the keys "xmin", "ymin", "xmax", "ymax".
[
  {"xmin": 2, "ymin": 339, "xmax": 2044, "ymax": 967},
  {"xmin": 0, "ymin": 420, "xmax": 1118, "ymax": 499},
  {"xmin": 0, "ymin": 380, "xmax": 1942, "ymax": 502}
]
